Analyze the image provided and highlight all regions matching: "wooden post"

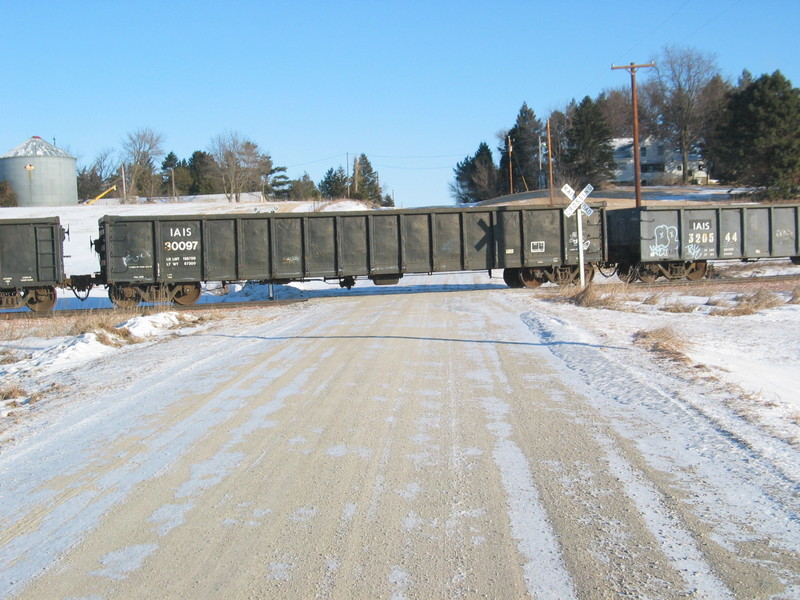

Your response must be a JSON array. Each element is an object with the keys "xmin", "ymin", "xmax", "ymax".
[{"xmin": 612, "ymin": 62, "xmax": 655, "ymax": 208}]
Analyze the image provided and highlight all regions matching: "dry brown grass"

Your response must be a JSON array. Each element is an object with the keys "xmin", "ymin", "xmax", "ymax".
[
  {"xmin": 632, "ymin": 326, "xmax": 688, "ymax": 361},
  {"xmin": 0, "ymin": 385, "xmax": 27, "ymax": 401},
  {"xmin": 0, "ymin": 349, "xmax": 18, "ymax": 365},
  {"xmin": 660, "ymin": 301, "xmax": 696, "ymax": 313},
  {"xmin": 641, "ymin": 293, "xmax": 662, "ymax": 305},
  {"xmin": 558, "ymin": 283, "xmax": 623, "ymax": 309},
  {"xmin": 789, "ymin": 286, "xmax": 800, "ymax": 305},
  {"xmin": 711, "ymin": 289, "xmax": 785, "ymax": 316},
  {"xmin": 0, "ymin": 308, "xmax": 208, "ymax": 345},
  {"xmin": 0, "ymin": 312, "xmax": 128, "ymax": 342}
]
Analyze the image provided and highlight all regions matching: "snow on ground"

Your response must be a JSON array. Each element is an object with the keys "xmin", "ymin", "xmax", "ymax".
[
  {"xmin": 523, "ymin": 283, "xmax": 800, "ymax": 448},
  {"xmin": 0, "ymin": 196, "xmax": 799, "ymax": 598},
  {"xmin": 1, "ymin": 196, "xmax": 799, "ymax": 450}
]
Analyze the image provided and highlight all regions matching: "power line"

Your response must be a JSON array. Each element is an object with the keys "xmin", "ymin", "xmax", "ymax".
[
  {"xmin": 369, "ymin": 152, "xmax": 465, "ymax": 160},
  {"xmin": 372, "ymin": 163, "xmax": 455, "ymax": 171},
  {"xmin": 677, "ymin": 0, "xmax": 744, "ymax": 45},
  {"xmin": 617, "ymin": 0, "xmax": 693, "ymax": 62},
  {"xmin": 286, "ymin": 151, "xmax": 464, "ymax": 170},
  {"xmin": 284, "ymin": 153, "xmax": 348, "ymax": 168}
]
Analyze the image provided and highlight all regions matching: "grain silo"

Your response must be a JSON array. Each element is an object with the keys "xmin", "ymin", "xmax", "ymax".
[{"xmin": 0, "ymin": 136, "xmax": 78, "ymax": 207}]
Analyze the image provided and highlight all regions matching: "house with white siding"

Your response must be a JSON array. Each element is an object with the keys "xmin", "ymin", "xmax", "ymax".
[{"xmin": 613, "ymin": 137, "xmax": 709, "ymax": 185}]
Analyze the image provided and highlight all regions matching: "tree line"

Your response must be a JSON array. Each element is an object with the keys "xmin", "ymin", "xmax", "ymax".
[
  {"xmin": 77, "ymin": 131, "xmax": 393, "ymax": 206},
  {"xmin": 452, "ymin": 45, "xmax": 800, "ymax": 203}
]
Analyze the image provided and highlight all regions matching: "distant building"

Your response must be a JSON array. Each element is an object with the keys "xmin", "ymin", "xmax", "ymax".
[
  {"xmin": 0, "ymin": 136, "xmax": 78, "ymax": 206},
  {"xmin": 613, "ymin": 137, "xmax": 709, "ymax": 186}
]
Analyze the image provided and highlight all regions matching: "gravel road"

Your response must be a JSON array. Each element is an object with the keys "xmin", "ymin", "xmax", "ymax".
[{"xmin": 2, "ymin": 276, "xmax": 798, "ymax": 598}]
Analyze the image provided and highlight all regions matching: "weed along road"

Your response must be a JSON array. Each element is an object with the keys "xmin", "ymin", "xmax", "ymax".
[{"xmin": 2, "ymin": 275, "xmax": 799, "ymax": 599}]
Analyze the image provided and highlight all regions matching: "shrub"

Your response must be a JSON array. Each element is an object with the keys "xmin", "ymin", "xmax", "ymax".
[{"xmin": 0, "ymin": 180, "xmax": 17, "ymax": 207}]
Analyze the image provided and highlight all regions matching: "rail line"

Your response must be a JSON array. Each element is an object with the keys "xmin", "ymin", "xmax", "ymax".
[
  {"xmin": 633, "ymin": 273, "xmax": 800, "ymax": 289},
  {"xmin": 0, "ymin": 298, "xmax": 306, "ymax": 321},
  {"xmin": 2, "ymin": 273, "xmax": 798, "ymax": 322}
]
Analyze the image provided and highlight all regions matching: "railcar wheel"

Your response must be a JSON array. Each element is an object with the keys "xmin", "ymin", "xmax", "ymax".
[
  {"xmin": 172, "ymin": 282, "xmax": 202, "ymax": 306},
  {"xmin": 791, "ymin": 256, "xmax": 800, "ymax": 266},
  {"xmin": 685, "ymin": 261, "xmax": 707, "ymax": 281},
  {"xmin": 25, "ymin": 287, "xmax": 57, "ymax": 312},
  {"xmin": 616, "ymin": 264, "xmax": 635, "ymax": 283},
  {"xmin": 636, "ymin": 264, "xmax": 659, "ymax": 283},
  {"xmin": 551, "ymin": 267, "xmax": 575, "ymax": 286},
  {"xmin": 502, "ymin": 268, "xmax": 524, "ymax": 288},
  {"xmin": 519, "ymin": 268, "xmax": 544, "ymax": 289},
  {"xmin": 109, "ymin": 285, "xmax": 140, "ymax": 309}
]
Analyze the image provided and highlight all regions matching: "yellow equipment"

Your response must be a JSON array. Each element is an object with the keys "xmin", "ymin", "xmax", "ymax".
[{"xmin": 85, "ymin": 185, "xmax": 117, "ymax": 205}]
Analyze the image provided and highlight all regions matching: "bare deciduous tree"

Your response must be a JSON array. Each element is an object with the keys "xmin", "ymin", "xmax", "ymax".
[
  {"xmin": 121, "ymin": 128, "xmax": 164, "ymax": 199},
  {"xmin": 77, "ymin": 148, "xmax": 119, "ymax": 201},
  {"xmin": 210, "ymin": 132, "xmax": 273, "ymax": 202},
  {"xmin": 649, "ymin": 46, "xmax": 725, "ymax": 184}
]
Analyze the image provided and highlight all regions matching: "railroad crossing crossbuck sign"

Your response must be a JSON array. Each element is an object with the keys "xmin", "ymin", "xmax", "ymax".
[
  {"xmin": 561, "ymin": 184, "xmax": 594, "ymax": 217},
  {"xmin": 561, "ymin": 183, "xmax": 594, "ymax": 288}
]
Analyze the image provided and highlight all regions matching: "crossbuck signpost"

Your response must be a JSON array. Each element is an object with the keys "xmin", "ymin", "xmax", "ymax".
[{"xmin": 561, "ymin": 183, "xmax": 594, "ymax": 288}]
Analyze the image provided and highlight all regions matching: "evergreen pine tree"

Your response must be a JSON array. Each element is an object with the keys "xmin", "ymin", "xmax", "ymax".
[
  {"xmin": 161, "ymin": 152, "xmax": 191, "ymax": 196},
  {"xmin": 562, "ymin": 96, "xmax": 617, "ymax": 188},
  {"xmin": 708, "ymin": 71, "xmax": 800, "ymax": 198},
  {"xmin": 187, "ymin": 151, "xmax": 221, "ymax": 195},
  {"xmin": 352, "ymin": 154, "xmax": 382, "ymax": 203},
  {"xmin": 450, "ymin": 142, "xmax": 498, "ymax": 203},
  {"xmin": 319, "ymin": 167, "xmax": 349, "ymax": 199},
  {"xmin": 497, "ymin": 103, "xmax": 544, "ymax": 194},
  {"xmin": 288, "ymin": 173, "xmax": 321, "ymax": 200}
]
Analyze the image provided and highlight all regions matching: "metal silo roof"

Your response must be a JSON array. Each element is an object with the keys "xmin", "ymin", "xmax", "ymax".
[{"xmin": 1, "ymin": 136, "xmax": 74, "ymax": 159}]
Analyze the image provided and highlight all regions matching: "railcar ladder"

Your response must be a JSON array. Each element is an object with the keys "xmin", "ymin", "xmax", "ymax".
[{"xmin": 34, "ymin": 226, "xmax": 57, "ymax": 282}]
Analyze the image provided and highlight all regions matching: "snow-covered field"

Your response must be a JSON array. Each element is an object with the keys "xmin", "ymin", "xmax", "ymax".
[
  {"xmin": 2, "ymin": 197, "xmax": 798, "ymax": 444},
  {"xmin": 1, "ymin": 197, "xmax": 799, "ymax": 596}
]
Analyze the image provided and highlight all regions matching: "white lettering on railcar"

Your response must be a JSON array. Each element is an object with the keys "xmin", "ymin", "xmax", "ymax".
[
  {"xmin": 531, "ymin": 241, "xmax": 545, "ymax": 253},
  {"xmin": 686, "ymin": 232, "xmax": 715, "ymax": 245},
  {"xmin": 164, "ymin": 240, "xmax": 199, "ymax": 252},
  {"xmin": 169, "ymin": 227, "xmax": 193, "ymax": 237}
]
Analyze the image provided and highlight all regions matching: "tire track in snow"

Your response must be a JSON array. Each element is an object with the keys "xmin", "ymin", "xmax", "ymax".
[
  {"xmin": 462, "ymin": 295, "xmax": 579, "ymax": 599},
  {"xmin": 522, "ymin": 309, "xmax": 800, "ymax": 596}
]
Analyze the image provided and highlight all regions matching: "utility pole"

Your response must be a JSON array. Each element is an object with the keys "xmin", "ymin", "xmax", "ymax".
[
  {"xmin": 121, "ymin": 164, "xmax": 128, "ymax": 202},
  {"xmin": 547, "ymin": 119, "xmax": 555, "ymax": 206},
  {"xmin": 612, "ymin": 61, "xmax": 654, "ymax": 208},
  {"xmin": 507, "ymin": 136, "xmax": 513, "ymax": 194},
  {"xmin": 353, "ymin": 155, "xmax": 360, "ymax": 196}
]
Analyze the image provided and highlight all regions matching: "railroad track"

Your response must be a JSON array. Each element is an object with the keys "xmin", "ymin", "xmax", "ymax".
[
  {"xmin": 2, "ymin": 273, "xmax": 798, "ymax": 321},
  {"xmin": 632, "ymin": 273, "xmax": 800, "ymax": 289},
  {"xmin": 0, "ymin": 298, "xmax": 306, "ymax": 321}
]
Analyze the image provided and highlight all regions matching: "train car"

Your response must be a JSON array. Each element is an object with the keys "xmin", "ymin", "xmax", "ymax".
[
  {"xmin": 607, "ymin": 203, "xmax": 800, "ymax": 282},
  {"xmin": 0, "ymin": 216, "xmax": 65, "ymax": 311},
  {"xmin": 94, "ymin": 204, "xmax": 607, "ymax": 307}
]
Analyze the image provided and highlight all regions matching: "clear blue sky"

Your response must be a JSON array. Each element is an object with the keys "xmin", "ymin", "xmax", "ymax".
[{"xmin": 3, "ymin": 1, "xmax": 798, "ymax": 207}]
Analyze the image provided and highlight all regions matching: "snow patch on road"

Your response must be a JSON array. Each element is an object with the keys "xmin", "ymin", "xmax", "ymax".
[
  {"xmin": 90, "ymin": 544, "xmax": 159, "ymax": 581},
  {"xmin": 480, "ymin": 394, "xmax": 578, "ymax": 600}
]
